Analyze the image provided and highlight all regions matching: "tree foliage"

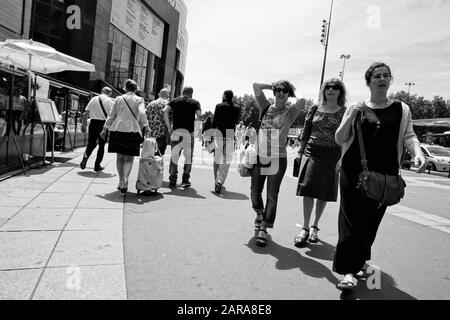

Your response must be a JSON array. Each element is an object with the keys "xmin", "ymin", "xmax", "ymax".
[{"xmin": 388, "ymin": 91, "xmax": 450, "ymax": 120}]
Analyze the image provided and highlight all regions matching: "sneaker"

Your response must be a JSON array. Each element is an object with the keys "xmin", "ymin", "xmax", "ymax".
[
  {"xmin": 169, "ymin": 182, "xmax": 177, "ymax": 189},
  {"xmin": 214, "ymin": 182, "xmax": 222, "ymax": 193},
  {"xmin": 80, "ymin": 156, "xmax": 88, "ymax": 170},
  {"xmin": 182, "ymin": 180, "xmax": 191, "ymax": 188},
  {"xmin": 94, "ymin": 166, "xmax": 105, "ymax": 172}
]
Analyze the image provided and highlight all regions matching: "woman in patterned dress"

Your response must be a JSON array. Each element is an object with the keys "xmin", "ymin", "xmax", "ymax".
[{"xmin": 294, "ymin": 78, "xmax": 347, "ymax": 246}]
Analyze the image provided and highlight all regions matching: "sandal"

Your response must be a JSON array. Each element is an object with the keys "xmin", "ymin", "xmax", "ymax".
[
  {"xmin": 308, "ymin": 226, "xmax": 320, "ymax": 243},
  {"xmin": 256, "ymin": 229, "xmax": 267, "ymax": 247},
  {"xmin": 355, "ymin": 264, "xmax": 371, "ymax": 279},
  {"xmin": 336, "ymin": 274, "xmax": 357, "ymax": 291},
  {"xmin": 294, "ymin": 228, "xmax": 309, "ymax": 248}
]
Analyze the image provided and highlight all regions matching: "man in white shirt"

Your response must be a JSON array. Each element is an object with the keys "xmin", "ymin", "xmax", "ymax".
[{"xmin": 80, "ymin": 87, "xmax": 113, "ymax": 171}]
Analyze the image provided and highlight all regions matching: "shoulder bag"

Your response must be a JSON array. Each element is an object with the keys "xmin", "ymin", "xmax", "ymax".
[
  {"xmin": 293, "ymin": 105, "xmax": 318, "ymax": 177},
  {"xmin": 355, "ymin": 111, "xmax": 406, "ymax": 207}
]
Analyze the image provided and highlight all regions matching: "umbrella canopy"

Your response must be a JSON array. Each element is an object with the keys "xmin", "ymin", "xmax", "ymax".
[{"xmin": 0, "ymin": 39, "xmax": 95, "ymax": 74}]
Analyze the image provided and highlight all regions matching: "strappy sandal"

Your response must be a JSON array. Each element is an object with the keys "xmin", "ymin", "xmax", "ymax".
[
  {"xmin": 308, "ymin": 226, "xmax": 320, "ymax": 243},
  {"xmin": 336, "ymin": 274, "xmax": 357, "ymax": 291},
  {"xmin": 294, "ymin": 228, "xmax": 310, "ymax": 248},
  {"xmin": 355, "ymin": 264, "xmax": 371, "ymax": 279},
  {"xmin": 256, "ymin": 229, "xmax": 267, "ymax": 247}
]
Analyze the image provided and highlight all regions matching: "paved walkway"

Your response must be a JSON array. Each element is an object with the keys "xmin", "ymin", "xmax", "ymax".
[{"xmin": 0, "ymin": 143, "xmax": 449, "ymax": 300}]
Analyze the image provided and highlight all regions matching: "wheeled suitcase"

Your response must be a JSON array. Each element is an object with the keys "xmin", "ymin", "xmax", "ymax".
[{"xmin": 136, "ymin": 137, "xmax": 164, "ymax": 195}]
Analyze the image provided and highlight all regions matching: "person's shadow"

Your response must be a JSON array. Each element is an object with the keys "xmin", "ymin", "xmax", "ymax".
[
  {"xmin": 339, "ymin": 270, "xmax": 417, "ymax": 300},
  {"xmin": 246, "ymin": 234, "xmax": 339, "ymax": 286},
  {"xmin": 126, "ymin": 191, "xmax": 164, "ymax": 205},
  {"xmin": 161, "ymin": 183, "xmax": 206, "ymax": 199},
  {"xmin": 210, "ymin": 188, "xmax": 249, "ymax": 200},
  {"xmin": 302, "ymin": 239, "xmax": 336, "ymax": 262},
  {"xmin": 77, "ymin": 171, "xmax": 116, "ymax": 179}
]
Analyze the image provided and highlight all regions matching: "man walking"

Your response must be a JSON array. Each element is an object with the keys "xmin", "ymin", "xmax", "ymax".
[
  {"xmin": 145, "ymin": 88, "xmax": 170, "ymax": 155},
  {"xmin": 163, "ymin": 86, "xmax": 201, "ymax": 188},
  {"xmin": 80, "ymin": 87, "xmax": 113, "ymax": 171},
  {"xmin": 212, "ymin": 90, "xmax": 241, "ymax": 193}
]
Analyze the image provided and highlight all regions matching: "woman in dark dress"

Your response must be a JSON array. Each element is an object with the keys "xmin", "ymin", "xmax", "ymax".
[
  {"xmin": 333, "ymin": 63, "xmax": 426, "ymax": 291},
  {"xmin": 294, "ymin": 78, "xmax": 346, "ymax": 246}
]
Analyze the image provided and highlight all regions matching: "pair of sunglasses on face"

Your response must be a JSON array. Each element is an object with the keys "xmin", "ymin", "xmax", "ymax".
[
  {"xmin": 273, "ymin": 87, "xmax": 289, "ymax": 94},
  {"xmin": 325, "ymin": 85, "xmax": 341, "ymax": 91}
]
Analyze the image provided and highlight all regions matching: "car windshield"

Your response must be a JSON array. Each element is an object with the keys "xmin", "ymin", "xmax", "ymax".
[{"xmin": 427, "ymin": 146, "xmax": 450, "ymax": 156}]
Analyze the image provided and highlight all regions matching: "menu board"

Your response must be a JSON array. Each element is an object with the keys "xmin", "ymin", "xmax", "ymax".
[{"xmin": 36, "ymin": 98, "xmax": 59, "ymax": 124}]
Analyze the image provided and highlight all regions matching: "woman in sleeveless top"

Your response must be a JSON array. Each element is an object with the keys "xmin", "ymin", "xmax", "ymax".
[
  {"xmin": 333, "ymin": 63, "xmax": 426, "ymax": 291},
  {"xmin": 294, "ymin": 78, "xmax": 347, "ymax": 247}
]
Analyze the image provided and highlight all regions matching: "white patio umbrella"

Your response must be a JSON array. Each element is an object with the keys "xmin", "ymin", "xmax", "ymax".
[
  {"xmin": 0, "ymin": 39, "xmax": 95, "ymax": 74},
  {"xmin": 0, "ymin": 39, "xmax": 96, "ymax": 170}
]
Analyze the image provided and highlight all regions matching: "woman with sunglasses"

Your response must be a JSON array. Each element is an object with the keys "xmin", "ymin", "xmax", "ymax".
[
  {"xmin": 251, "ymin": 80, "xmax": 306, "ymax": 247},
  {"xmin": 294, "ymin": 78, "xmax": 347, "ymax": 247},
  {"xmin": 333, "ymin": 62, "xmax": 426, "ymax": 291}
]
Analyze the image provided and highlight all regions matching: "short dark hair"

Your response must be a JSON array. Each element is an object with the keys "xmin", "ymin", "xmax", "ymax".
[
  {"xmin": 223, "ymin": 90, "xmax": 234, "ymax": 103},
  {"xmin": 125, "ymin": 79, "xmax": 138, "ymax": 92},
  {"xmin": 365, "ymin": 62, "xmax": 393, "ymax": 85},
  {"xmin": 182, "ymin": 86, "xmax": 193, "ymax": 96},
  {"xmin": 272, "ymin": 80, "xmax": 296, "ymax": 98}
]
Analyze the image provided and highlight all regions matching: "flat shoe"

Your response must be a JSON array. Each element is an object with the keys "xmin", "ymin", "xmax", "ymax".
[
  {"xmin": 336, "ymin": 276, "xmax": 357, "ymax": 291},
  {"xmin": 294, "ymin": 228, "xmax": 309, "ymax": 248}
]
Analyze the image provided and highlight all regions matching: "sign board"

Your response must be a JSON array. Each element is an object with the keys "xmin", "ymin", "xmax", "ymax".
[
  {"xmin": 70, "ymin": 94, "xmax": 79, "ymax": 111},
  {"xmin": 111, "ymin": 0, "xmax": 165, "ymax": 58},
  {"xmin": 36, "ymin": 98, "xmax": 59, "ymax": 124}
]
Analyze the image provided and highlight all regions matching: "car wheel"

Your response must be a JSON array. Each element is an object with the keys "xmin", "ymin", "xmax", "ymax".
[{"xmin": 427, "ymin": 163, "xmax": 437, "ymax": 171}]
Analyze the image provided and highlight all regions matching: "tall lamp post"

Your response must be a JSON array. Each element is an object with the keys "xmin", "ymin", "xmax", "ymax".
[
  {"xmin": 319, "ymin": 0, "xmax": 334, "ymax": 90},
  {"xmin": 405, "ymin": 82, "xmax": 415, "ymax": 95},
  {"xmin": 339, "ymin": 54, "xmax": 351, "ymax": 80}
]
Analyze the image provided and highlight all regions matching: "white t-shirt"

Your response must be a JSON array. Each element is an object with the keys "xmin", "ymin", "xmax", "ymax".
[{"xmin": 86, "ymin": 94, "xmax": 114, "ymax": 120}]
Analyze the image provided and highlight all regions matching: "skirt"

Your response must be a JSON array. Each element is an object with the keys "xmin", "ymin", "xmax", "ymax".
[
  {"xmin": 296, "ymin": 144, "xmax": 341, "ymax": 202},
  {"xmin": 108, "ymin": 131, "xmax": 142, "ymax": 156}
]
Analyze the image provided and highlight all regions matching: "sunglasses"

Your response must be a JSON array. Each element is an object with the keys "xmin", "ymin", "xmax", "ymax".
[
  {"xmin": 274, "ymin": 88, "xmax": 289, "ymax": 94},
  {"xmin": 325, "ymin": 85, "xmax": 341, "ymax": 91}
]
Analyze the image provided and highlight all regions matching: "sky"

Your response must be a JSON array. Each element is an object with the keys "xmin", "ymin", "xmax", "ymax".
[{"xmin": 183, "ymin": 0, "xmax": 450, "ymax": 112}]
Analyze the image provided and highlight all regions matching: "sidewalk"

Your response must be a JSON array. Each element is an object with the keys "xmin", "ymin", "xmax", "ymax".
[{"xmin": 0, "ymin": 151, "xmax": 127, "ymax": 300}]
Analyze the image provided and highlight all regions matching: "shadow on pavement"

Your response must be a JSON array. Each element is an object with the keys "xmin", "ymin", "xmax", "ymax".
[
  {"xmin": 126, "ymin": 192, "xmax": 164, "ymax": 205},
  {"xmin": 77, "ymin": 171, "xmax": 116, "ymax": 179},
  {"xmin": 303, "ymin": 239, "xmax": 336, "ymax": 262},
  {"xmin": 339, "ymin": 271, "xmax": 417, "ymax": 300},
  {"xmin": 210, "ymin": 190, "xmax": 249, "ymax": 200},
  {"xmin": 246, "ymin": 234, "xmax": 339, "ymax": 287},
  {"xmin": 96, "ymin": 191, "xmax": 125, "ymax": 203},
  {"xmin": 162, "ymin": 186, "xmax": 206, "ymax": 199}
]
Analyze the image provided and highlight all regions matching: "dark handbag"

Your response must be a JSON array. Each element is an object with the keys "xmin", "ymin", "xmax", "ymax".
[
  {"xmin": 293, "ymin": 156, "xmax": 302, "ymax": 177},
  {"xmin": 355, "ymin": 112, "xmax": 406, "ymax": 207},
  {"xmin": 293, "ymin": 105, "xmax": 318, "ymax": 177}
]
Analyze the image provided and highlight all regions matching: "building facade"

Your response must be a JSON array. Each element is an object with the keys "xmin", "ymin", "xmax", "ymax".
[{"xmin": 0, "ymin": 0, "xmax": 188, "ymax": 174}]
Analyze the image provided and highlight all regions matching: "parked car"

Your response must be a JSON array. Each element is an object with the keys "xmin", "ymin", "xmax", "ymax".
[{"xmin": 420, "ymin": 144, "xmax": 450, "ymax": 172}]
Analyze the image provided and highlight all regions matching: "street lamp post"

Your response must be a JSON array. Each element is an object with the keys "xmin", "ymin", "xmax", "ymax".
[
  {"xmin": 405, "ymin": 82, "xmax": 415, "ymax": 95},
  {"xmin": 319, "ymin": 0, "xmax": 334, "ymax": 90},
  {"xmin": 340, "ymin": 54, "xmax": 351, "ymax": 81}
]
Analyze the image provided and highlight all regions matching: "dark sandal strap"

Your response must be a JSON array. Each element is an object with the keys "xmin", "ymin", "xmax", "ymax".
[{"xmin": 311, "ymin": 226, "xmax": 320, "ymax": 231}]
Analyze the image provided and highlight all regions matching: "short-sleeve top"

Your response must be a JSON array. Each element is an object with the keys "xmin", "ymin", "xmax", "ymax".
[
  {"xmin": 304, "ymin": 107, "xmax": 346, "ymax": 149},
  {"xmin": 146, "ymin": 98, "xmax": 168, "ymax": 138},
  {"xmin": 256, "ymin": 95, "xmax": 303, "ymax": 158},
  {"xmin": 105, "ymin": 93, "xmax": 148, "ymax": 134},
  {"xmin": 168, "ymin": 97, "xmax": 201, "ymax": 133}
]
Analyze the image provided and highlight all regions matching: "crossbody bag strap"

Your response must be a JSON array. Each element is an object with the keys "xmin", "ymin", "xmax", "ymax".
[
  {"xmin": 355, "ymin": 111, "xmax": 369, "ymax": 172},
  {"xmin": 257, "ymin": 104, "xmax": 271, "ymax": 132},
  {"xmin": 122, "ymin": 97, "xmax": 138, "ymax": 122},
  {"xmin": 98, "ymin": 96, "xmax": 108, "ymax": 119},
  {"xmin": 299, "ymin": 105, "xmax": 319, "ymax": 153}
]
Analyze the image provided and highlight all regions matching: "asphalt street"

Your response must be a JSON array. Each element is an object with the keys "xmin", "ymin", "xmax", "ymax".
[{"xmin": 0, "ymin": 141, "xmax": 449, "ymax": 300}]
